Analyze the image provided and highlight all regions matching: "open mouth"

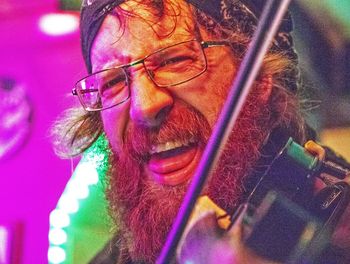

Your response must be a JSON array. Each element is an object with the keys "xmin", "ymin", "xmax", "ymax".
[{"xmin": 146, "ymin": 138, "xmax": 202, "ymax": 186}]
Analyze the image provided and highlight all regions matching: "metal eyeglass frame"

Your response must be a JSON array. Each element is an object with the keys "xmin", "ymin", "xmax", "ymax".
[{"xmin": 72, "ymin": 39, "xmax": 231, "ymax": 112}]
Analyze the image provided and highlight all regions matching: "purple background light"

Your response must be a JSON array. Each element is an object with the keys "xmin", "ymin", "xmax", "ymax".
[{"xmin": 0, "ymin": 1, "xmax": 84, "ymax": 263}]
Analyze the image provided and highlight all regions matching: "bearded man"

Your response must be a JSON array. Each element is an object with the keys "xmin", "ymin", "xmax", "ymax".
[{"xmin": 52, "ymin": 0, "xmax": 350, "ymax": 263}]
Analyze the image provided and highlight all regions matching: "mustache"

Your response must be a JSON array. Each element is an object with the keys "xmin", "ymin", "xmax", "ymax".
[{"xmin": 123, "ymin": 103, "xmax": 211, "ymax": 161}]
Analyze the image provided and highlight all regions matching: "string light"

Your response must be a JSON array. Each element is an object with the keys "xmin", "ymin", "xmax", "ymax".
[
  {"xmin": 48, "ymin": 135, "xmax": 109, "ymax": 263},
  {"xmin": 39, "ymin": 13, "xmax": 79, "ymax": 36},
  {"xmin": 48, "ymin": 246, "xmax": 66, "ymax": 264},
  {"xmin": 49, "ymin": 228, "xmax": 67, "ymax": 246},
  {"xmin": 0, "ymin": 226, "xmax": 8, "ymax": 263},
  {"xmin": 49, "ymin": 209, "xmax": 70, "ymax": 228}
]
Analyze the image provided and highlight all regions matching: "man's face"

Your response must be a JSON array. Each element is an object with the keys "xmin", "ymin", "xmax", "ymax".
[
  {"xmin": 91, "ymin": 0, "xmax": 237, "ymax": 186},
  {"xmin": 90, "ymin": 0, "xmax": 273, "ymax": 261}
]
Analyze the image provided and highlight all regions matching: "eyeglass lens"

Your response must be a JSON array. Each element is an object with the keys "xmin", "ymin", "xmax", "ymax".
[
  {"xmin": 145, "ymin": 40, "xmax": 206, "ymax": 86},
  {"xmin": 75, "ymin": 40, "xmax": 207, "ymax": 111}
]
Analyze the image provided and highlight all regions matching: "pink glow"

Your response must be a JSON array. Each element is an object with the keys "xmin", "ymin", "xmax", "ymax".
[
  {"xmin": 0, "ymin": 1, "xmax": 84, "ymax": 263},
  {"xmin": 39, "ymin": 13, "xmax": 79, "ymax": 36}
]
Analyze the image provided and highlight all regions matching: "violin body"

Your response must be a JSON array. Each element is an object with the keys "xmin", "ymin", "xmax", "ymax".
[{"xmin": 178, "ymin": 138, "xmax": 350, "ymax": 263}]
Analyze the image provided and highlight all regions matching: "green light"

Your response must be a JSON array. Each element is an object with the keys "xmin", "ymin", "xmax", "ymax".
[
  {"xmin": 60, "ymin": 0, "xmax": 82, "ymax": 11},
  {"xmin": 49, "ymin": 134, "xmax": 112, "ymax": 263},
  {"xmin": 301, "ymin": 0, "xmax": 350, "ymax": 37},
  {"xmin": 324, "ymin": 0, "xmax": 350, "ymax": 35}
]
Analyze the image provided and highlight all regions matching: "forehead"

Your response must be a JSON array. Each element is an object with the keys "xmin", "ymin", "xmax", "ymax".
[{"xmin": 91, "ymin": 0, "xmax": 197, "ymax": 71}]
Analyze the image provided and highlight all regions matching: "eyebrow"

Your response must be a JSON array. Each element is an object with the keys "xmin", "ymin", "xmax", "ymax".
[
  {"xmin": 94, "ymin": 52, "xmax": 131, "ymax": 72},
  {"xmin": 94, "ymin": 37, "xmax": 199, "ymax": 72}
]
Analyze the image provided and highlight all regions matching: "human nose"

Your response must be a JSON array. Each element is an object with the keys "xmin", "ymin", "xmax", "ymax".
[{"xmin": 129, "ymin": 74, "xmax": 173, "ymax": 127}]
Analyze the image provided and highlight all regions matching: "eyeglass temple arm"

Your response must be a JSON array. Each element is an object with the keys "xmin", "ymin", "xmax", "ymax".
[
  {"xmin": 201, "ymin": 40, "xmax": 231, "ymax": 48},
  {"xmin": 72, "ymin": 87, "xmax": 99, "ymax": 96}
]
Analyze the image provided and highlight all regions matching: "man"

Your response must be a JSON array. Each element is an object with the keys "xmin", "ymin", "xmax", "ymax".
[{"xmin": 52, "ymin": 0, "xmax": 349, "ymax": 263}]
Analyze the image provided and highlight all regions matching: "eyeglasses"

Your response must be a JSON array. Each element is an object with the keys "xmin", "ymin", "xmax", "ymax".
[{"xmin": 72, "ymin": 39, "xmax": 230, "ymax": 111}]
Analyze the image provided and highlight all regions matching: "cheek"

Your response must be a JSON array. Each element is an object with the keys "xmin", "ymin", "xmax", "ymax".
[
  {"xmin": 176, "ymin": 57, "xmax": 237, "ymax": 127},
  {"xmin": 101, "ymin": 105, "xmax": 129, "ymax": 153},
  {"xmin": 174, "ymin": 79, "xmax": 226, "ymax": 128},
  {"xmin": 205, "ymin": 58, "xmax": 237, "ymax": 125}
]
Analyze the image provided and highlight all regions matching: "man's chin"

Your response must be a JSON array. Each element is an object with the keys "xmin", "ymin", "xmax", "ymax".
[{"xmin": 145, "ymin": 145, "xmax": 203, "ymax": 186}]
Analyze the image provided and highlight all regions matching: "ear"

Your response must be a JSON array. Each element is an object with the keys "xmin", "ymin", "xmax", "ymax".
[{"xmin": 258, "ymin": 75, "xmax": 273, "ymax": 103}]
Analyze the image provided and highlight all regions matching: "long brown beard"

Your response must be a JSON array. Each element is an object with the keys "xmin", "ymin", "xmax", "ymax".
[{"xmin": 106, "ymin": 87, "xmax": 273, "ymax": 263}]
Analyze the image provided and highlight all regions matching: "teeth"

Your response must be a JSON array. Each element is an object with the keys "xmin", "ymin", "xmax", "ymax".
[{"xmin": 150, "ymin": 137, "xmax": 196, "ymax": 155}]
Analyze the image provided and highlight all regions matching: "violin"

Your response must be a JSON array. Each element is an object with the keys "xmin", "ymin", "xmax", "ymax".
[{"xmin": 177, "ymin": 139, "xmax": 350, "ymax": 263}]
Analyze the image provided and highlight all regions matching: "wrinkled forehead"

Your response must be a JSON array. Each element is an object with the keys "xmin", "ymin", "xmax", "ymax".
[
  {"xmin": 90, "ymin": 1, "xmax": 197, "ymax": 71},
  {"xmin": 101, "ymin": 0, "xmax": 196, "ymax": 44},
  {"xmin": 81, "ymin": 0, "xmax": 197, "ymax": 73}
]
